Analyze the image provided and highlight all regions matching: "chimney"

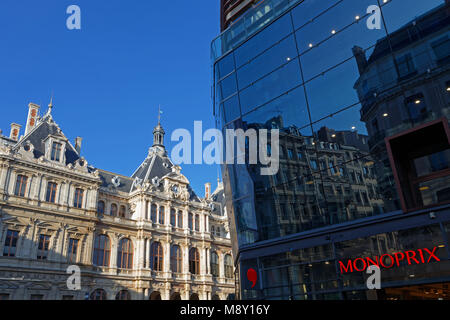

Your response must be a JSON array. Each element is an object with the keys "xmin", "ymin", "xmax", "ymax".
[
  {"xmin": 25, "ymin": 103, "xmax": 40, "ymax": 135},
  {"xmin": 205, "ymin": 182, "xmax": 211, "ymax": 200},
  {"xmin": 352, "ymin": 46, "xmax": 368, "ymax": 75},
  {"xmin": 10, "ymin": 123, "xmax": 22, "ymax": 141},
  {"xmin": 75, "ymin": 137, "xmax": 83, "ymax": 154}
]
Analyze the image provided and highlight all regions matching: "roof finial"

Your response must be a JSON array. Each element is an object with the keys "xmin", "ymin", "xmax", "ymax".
[
  {"xmin": 47, "ymin": 92, "xmax": 53, "ymax": 115},
  {"xmin": 158, "ymin": 104, "xmax": 162, "ymax": 125}
]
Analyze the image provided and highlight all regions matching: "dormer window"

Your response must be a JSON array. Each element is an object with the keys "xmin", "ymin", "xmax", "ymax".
[{"xmin": 51, "ymin": 142, "xmax": 62, "ymax": 161}]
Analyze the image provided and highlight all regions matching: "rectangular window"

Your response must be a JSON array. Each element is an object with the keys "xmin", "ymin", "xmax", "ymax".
[
  {"xmin": 37, "ymin": 235, "xmax": 50, "ymax": 260},
  {"xmin": 30, "ymin": 295, "xmax": 44, "ymax": 300},
  {"xmin": 310, "ymin": 160, "xmax": 318, "ymax": 170},
  {"xmin": 46, "ymin": 182, "xmax": 57, "ymax": 203},
  {"xmin": 62, "ymin": 295, "xmax": 74, "ymax": 300},
  {"xmin": 431, "ymin": 36, "xmax": 450, "ymax": 63},
  {"xmin": 51, "ymin": 142, "xmax": 62, "ymax": 161},
  {"xmin": 73, "ymin": 188, "xmax": 84, "ymax": 209},
  {"xmin": 3, "ymin": 230, "xmax": 19, "ymax": 257},
  {"xmin": 68, "ymin": 239, "xmax": 78, "ymax": 263},
  {"xmin": 396, "ymin": 53, "xmax": 416, "ymax": 78},
  {"xmin": 297, "ymin": 151, "xmax": 303, "ymax": 160},
  {"xmin": 14, "ymin": 175, "xmax": 28, "ymax": 197}
]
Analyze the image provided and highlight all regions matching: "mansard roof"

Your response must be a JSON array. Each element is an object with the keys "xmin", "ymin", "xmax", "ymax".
[
  {"xmin": 97, "ymin": 169, "xmax": 134, "ymax": 193},
  {"xmin": 14, "ymin": 114, "xmax": 80, "ymax": 165}
]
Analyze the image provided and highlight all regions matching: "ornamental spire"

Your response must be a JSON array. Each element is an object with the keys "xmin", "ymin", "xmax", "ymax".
[{"xmin": 153, "ymin": 105, "xmax": 165, "ymax": 148}]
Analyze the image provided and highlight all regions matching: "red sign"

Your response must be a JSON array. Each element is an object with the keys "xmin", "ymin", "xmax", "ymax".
[{"xmin": 339, "ymin": 247, "xmax": 441, "ymax": 274}]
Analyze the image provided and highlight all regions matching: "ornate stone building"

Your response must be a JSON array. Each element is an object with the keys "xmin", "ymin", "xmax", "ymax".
[{"xmin": 0, "ymin": 102, "xmax": 235, "ymax": 300}]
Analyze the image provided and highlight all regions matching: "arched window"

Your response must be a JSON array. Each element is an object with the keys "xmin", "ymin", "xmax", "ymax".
[
  {"xmin": 170, "ymin": 209, "xmax": 176, "ymax": 227},
  {"xmin": 117, "ymin": 238, "xmax": 133, "ymax": 269},
  {"xmin": 150, "ymin": 242, "xmax": 163, "ymax": 271},
  {"xmin": 195, "ymin": 215, "xmax": 200, "ymax": 232},
  {"xmin": 170, "ymin": 245, "xmax": 182, "ymax": 273},
  {"xmin": 170, "ymin": 293, "xmax": 182, "ymax": 300},
  {"xmin": 225, "ymin": 254, "xmax": 233, "ymax": 279},
  {"xmin": 14, "ymin": 175, "xmax": 28, "ymax": 197},
  {"xmin": 159, "ymin": 206, "xmax": 165, "ymax": 225},
  {"xmin": 90, "ymin": 289, "xmax": 107, "ymax": 300},
  {"xmin": 177, "ymin": 211, "xmax": 183, "ymax": 228},
  {"xmin": 212, "ymin": 294, "xmax": 220, "ymax": 300},
  {"xmin": 189, "ymin": 248, "xmax": 200, "ymax": 274},
  {"xmin": 110, "ymin": 204, "xmax": 118, "ymax": 216},
  {"xmin": 119, "ymin": 205, "xmax": 126, "ymax": 218},
  {"xmin": 46, "ymin": 182, "xmax": 57, "ymax": 203},
  {"xmin": 210, "ymin": 251, "xmax": 219, "ymax": 277},
  {"xmin": 93, "ymin": 235, "xmax": 111, "ymax": 267},
  {"xmin": 188, "ymin": 212, "xmax": 193, "ymax": 230},
  {"xmin": 151, "ymin": 204, "xmax": 157, "ymax": 223},
  {"xmin": 115, "ymin": 290, "xmax": 130, "ymax": 300},
  {"xmin": 97, "ymin": 201, "xmax": 105, "ymax": 215},
  {"xmin": 150, "ymin": 291, "xmax": 161, "ymax": 300}
]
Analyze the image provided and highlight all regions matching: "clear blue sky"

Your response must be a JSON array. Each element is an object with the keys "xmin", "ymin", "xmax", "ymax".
[{"xmin": 0, "ymin": 0, "xmax": 221, "ymax": 196}]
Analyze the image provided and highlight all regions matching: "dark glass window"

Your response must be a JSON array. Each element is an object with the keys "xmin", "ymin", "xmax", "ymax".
[
  {"xmin": 37, "ymin": 235, "xmax": 50, "ymax": 260},
  {"xmin": 73, "ymin": 188, "xmax": 84, "ymax": 209},
  {"xmin": 225, "ymin": 254, "xmax": 233, "ymax": 279},
  {"xmin": 3, "ymin": 230, "xmax": 19, "ymax": 257},
  {"xmin": 414, "ymin": 149, "xmax": 450, "ymax": 177},
  {"xmin": 30, "ymin": 294, "xmax": 44, "ymax": 300},
  {"xmin": 170, "ymin": 245, "xmax": 182, "ymax": 273},
  {"xmin": 117, "ymin": 238, "xmax": 133, "ymax": 269},
  {"xmin": 97, "ymin": 201, "xmax": 105, "ymax": 215},
  {"xmin": 431, "ymin": 36, "xmax": 450, "ymax": 63},
  {"xmin": 110, "ymin": 203, "xmax": 118, "ymax": 216},
  {"xmin": 151, "ymin": 204, "xmax": 157, "ymax": 223},
  {"xmin": 396, "ymin": 53, "xmax": 416, "ymax": 78},
  {"xmin": 14, "ymin": 175, "xmax": 28, "ymax": 197},
  {"xmin": 195, "ymin": 214, "xmax": 200, "ymax": 232},
  {"xmin": 93, "ymin": 235, "xmax": 110, "ymax": 267},
  {"xmin": 405, "ymin": 94, "xmax": 428, "ymax": 122},
  {"xmin": 177, "ymin": 210, "xmax": 183, "ymax": 228},
  {"xmin": 90, "ymin": 289, "xmax": 107, "ymax": 301},
  {"xmin": 170, "ymin": 208, "xmax": 176, "ymax": 227},
  {"xmin": 189, "ymin": 212, "xmax": 194, "ymax": 230},
  {"xmin": 211, "ymin": 251, "xmax": 219, "ymax": 277},
  {"xmin": 115, "ymin": 290, "xmax": 130, "ymax": 300},
  {"xmin": 51, "ymin": 142, "xmax": 62, "ymax": 161},
  {"xmin": 189, "ymin": 248, "xmax": 200, "ymax": 274},
  {"xmin": 159, "ymin": 206, "xmax": 165, "ymax": 225},
  {"xmin": 151, "ymin": 242, "xmax": 163, "ymax": 272},
  {"xmin": 119, "ymin": 205, "xmax": 126, "ymax": 218},
  {"xmin": 45, "ymin": 182, "xmax": 57, "ymax": 203},
  {"xmin": 68, "ymin": 238, "xmax": 78, "ymax": 263}
]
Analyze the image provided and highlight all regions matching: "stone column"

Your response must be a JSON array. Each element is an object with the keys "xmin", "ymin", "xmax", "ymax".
[
  {"xmin": 138, "ymin": 236, "xmax": 145, "ymax": 269},
  {"xmin": 31, "ymin": 173, "xmax": 41, "ymax": 201},
  {"xmin": 110, "ymin": 234, "xmax": 118, "ymax": 269},
  {"xmin": 7, "ymin": 170, "xmax": 17, "ymax": 195},
  {"xmin": 39, "ymin": 175, "xmax": 47, "ymax": 201},
  {"xmin": 206, "ymin": 247, "xmax": 211, "ymax": 275},
  {"xmin": 219, "ymin": 251, "xmax": 225, "ymax": 280},
  {"xmin": 0, "ymin": 163, "xmax": 10, "ymax": 193},
  {"xmin": 83, "ymin": 231, "xmax": 94, "ymax": 265},
  {"xmin": 182, "ymin": 244, "xmax": 190, "ymax": 275},
  {"xmin": 164, "ymin": 240, "xmax": 171, "ymax": 275},
  {"xmin": 146, "ymin": 238, "xmax": 151, "ymax": 269}
]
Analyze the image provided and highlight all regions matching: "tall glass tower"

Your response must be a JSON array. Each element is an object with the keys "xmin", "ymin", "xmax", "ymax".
[{"xmin": 212, "ymin": 0, "xmax": 450, "ymax": 300}]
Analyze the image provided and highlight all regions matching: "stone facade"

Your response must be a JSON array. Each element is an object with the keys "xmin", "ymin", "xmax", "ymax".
[{"xmin": 0, "ymin": 102, "xmax": 235, "ymax": 300}]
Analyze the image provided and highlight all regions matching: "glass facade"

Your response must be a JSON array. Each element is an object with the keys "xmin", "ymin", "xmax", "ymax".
[{"xmin": 212, "ymin": 0, "xmax": 450, "ymax": 299}]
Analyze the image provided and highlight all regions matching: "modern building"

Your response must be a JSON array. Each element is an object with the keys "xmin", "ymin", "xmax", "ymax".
[
  {"xmin": 212, "ymin": 0, "xmax": 450, "ymax": 300},
  {"xmin": 0, "ymin": 102, "xmax": 235, "ymax": 300}
]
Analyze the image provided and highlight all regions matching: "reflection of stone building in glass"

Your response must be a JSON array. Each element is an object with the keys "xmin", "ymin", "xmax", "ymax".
[
  {"xmin": 0, "ymin": 103, "xmax": 234, "ymax": 300},
  {"xmin": 243, "ymin": 117, "xmax": 384, "ymax": 240},
  {"xmin": 353, "ymin": 2, "xmax": 450, "ymax": 212}
]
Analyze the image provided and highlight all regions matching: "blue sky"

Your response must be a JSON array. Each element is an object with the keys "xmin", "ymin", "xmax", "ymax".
[{"xmin": 0, "ymin": 0, "xmax": 221, "ymax": 196}]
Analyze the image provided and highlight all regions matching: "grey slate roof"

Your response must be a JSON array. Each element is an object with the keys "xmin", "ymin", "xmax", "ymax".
[
  {"xmin": 97, "ymin": 169, "xmax": 134, "ymax": 193},
  {"xmin": 15, "ymin": 116, "xmax": 80, "ymax": 165}
]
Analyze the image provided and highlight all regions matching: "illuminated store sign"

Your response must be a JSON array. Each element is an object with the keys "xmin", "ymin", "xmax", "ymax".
[{"xmin": 339, "ymin": 247, "xmax": 442, "ymax": 274}]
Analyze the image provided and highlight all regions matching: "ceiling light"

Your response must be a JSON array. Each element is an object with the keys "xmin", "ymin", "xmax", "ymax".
[
  {"xmin": 355, "ymin": 15, "xmax": 360, "ymax": 20},
  {"xmin": 415, "ymin": 99, "xmax": 421, "ymax": 104},
  {"xmin": 419, "ymin": 186, "xmax": 430, "ymax": 191},
  {"xmin": 446, "ymin": 87, "xmax": 450, "ymax": 92},
  {"xmin": 331, "ymin": 134, "xmax": 336, "ymax": 138},
  {"xmin": 286, "ymin": 57, "xmax": 291, "ymax": 61},
  {"xmin": 438, "ymin": 245, "xmax": 446, "ymax": 248},
  {"xmin": 383, "ymin": 113, "xmax": 389, "ymax": 117},
  {"xmin": 331, "ymin": 30, "xmax": 336, "ymax": 34},
  {"xmin": 351, "ymin": 126, "xmax": 356, "ymax": 130},
  {"xmin": 309, "ymin": 43, "xmax": 313, "ymax": 48}
]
